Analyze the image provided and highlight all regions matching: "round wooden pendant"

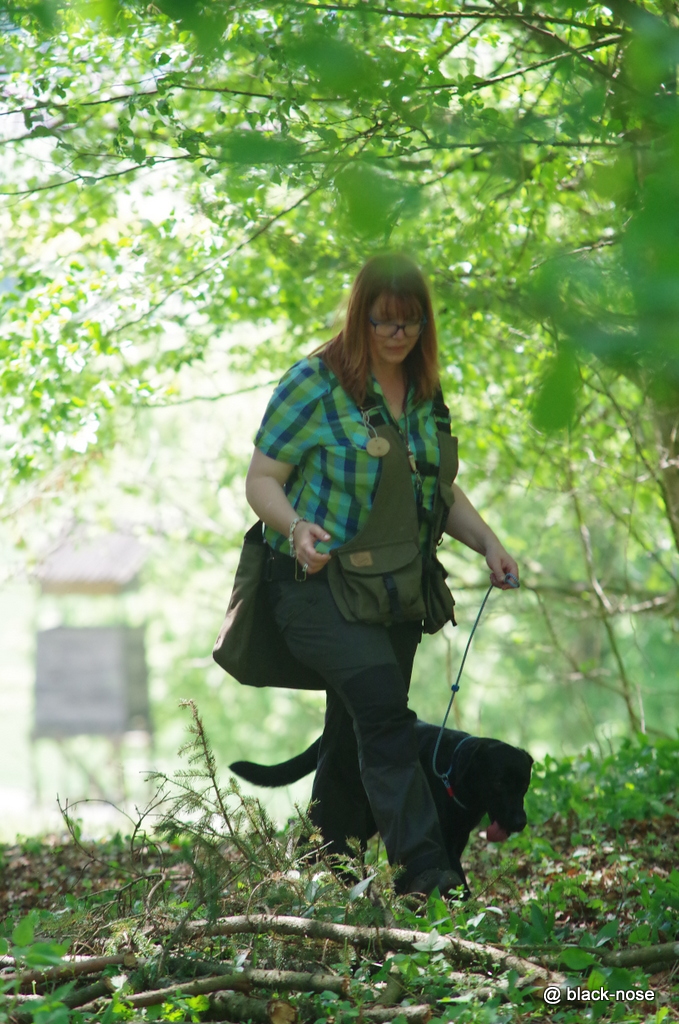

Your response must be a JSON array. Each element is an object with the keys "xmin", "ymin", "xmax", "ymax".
[{"xmin": 366, "ymin": 436, "xmax": 391, "ymax": 457}]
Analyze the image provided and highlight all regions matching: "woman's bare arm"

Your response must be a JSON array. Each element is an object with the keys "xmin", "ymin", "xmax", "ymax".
[
  {"xmin": 245, "ymin": 448, "xmax": 331, "ymax": 572},
  {"xmin": 445, "ymin": 484, "xmax": 519, "ymax": 589}
]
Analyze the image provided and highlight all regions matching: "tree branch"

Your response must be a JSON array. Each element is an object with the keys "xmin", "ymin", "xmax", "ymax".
[
  {"xmin": 491, "ymin": 2, "xmax": 625, "ymax": 85},
  {"xmin": 147, "ymin": 379, "xmax": 282, "ymax": 406},
  {"xmin": 602, "ymin": 941, "xmax": 679, "ymax": 970},
  {"xmin": 123, "ymin": 967, "xmax": 348, "ymax": 1007},
  {"xmin": 185, "ymin": 914, "xmax": 566, "ymax": 984},
  {"xmin": 568, "ymin": 473, "xmax": 642, "ymax": 732},
  {"xmin": 15, "ymin": 978, "xmax": 115, "ymax": 1019},
  {"xmin": 0, "ymin": 155, "xmax": 189, "ymax": 196},
  {"xmin": 423, "ymin": 36, "xmax": 622, "ymax": 92},
  {"xmin": 6, "ymin": 954, "xmax": 137, "ymax": 990},
  {"xmin": 272, "ymin": 2, "xmax": 617, "ymax": 31},
  {"xmin": 582, "ymin": 369, "xmax": 654, "ymax": 454}
]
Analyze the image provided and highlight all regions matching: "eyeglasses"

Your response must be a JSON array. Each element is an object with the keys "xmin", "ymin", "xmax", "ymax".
[{"xmin": 369, "ymin": 316, "xmax": 427, "ymax": 339}]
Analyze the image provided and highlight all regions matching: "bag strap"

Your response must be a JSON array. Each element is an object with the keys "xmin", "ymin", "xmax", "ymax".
[
  {"xmin": 244, "ymin": 520, "xmax": 266, "ymax": 544},
  {"xmin": 433, "ymin": 386, "xmax": 452, "ymax": 434}
]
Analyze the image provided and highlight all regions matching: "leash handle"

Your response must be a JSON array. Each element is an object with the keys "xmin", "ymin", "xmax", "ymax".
[{"xmin": 431, "ymin": 573, "xmax": 519, "ymax": 783}]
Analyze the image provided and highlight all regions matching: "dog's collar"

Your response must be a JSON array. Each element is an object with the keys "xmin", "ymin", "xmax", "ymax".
[{"xmin": 442, "ymin": 734, "xmax": 477, "ymax": 808}]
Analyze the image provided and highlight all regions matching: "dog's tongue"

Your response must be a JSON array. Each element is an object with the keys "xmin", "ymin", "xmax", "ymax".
[{"xmin": 486, "ymin": 821, "xmax": 509, "ymax": 843}]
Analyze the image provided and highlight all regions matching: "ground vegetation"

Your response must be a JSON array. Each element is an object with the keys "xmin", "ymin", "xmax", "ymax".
[{"xmin": 1, "ymin": 705, "xmax": 677, "ymax": 1023}]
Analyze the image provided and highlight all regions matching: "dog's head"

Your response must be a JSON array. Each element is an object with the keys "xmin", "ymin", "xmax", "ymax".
[{"xmin": 478, "ymin": 740, "xmax": 533, "ymax": 842}]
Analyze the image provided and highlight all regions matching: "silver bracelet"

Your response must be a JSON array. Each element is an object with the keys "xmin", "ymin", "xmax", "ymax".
[{"xmin": 288, "ymin": 516, "xmax": 307, "ymax": 558}]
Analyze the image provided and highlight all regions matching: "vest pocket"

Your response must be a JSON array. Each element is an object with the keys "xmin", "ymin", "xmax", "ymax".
[
  {"xmin": 422, "ymin": 556, "xmax": 456, "ymax": 634},
  {"xmin": 328, "ymin": 540, "xmax": 426, "ymax": 625}
]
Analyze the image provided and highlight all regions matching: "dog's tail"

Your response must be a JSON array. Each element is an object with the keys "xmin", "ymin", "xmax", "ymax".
[{"xmin": 230, "ymin": 737, "xmax": 321, "ymax": 788}]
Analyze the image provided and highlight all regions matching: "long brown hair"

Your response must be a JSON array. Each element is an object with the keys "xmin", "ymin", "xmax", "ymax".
[{"xmin": 319, "ymin": 253, "xmax": 439, "ymax": 406}]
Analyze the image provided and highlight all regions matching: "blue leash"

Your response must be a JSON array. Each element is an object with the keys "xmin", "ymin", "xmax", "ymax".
[{"xmin": 432, "ymin": 572, "xmax": 520, "ymax": 796}]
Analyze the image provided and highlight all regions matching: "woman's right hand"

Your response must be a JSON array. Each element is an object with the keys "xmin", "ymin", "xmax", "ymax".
[
  {"xmin": 293, "ymin": 520, "xmax": 332, "ymax": 574},
  {"xmin": 245, "ymin": 449, "xmax": 332, "ymax": 572}
]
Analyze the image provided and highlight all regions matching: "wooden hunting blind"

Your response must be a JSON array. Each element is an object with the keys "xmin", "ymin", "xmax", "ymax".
[
  {"xmin": 35, "ymin": 528, "xmax": 147, "ymax": 597},
  {"xmin": 32, "ymin": 527, "xmax": 152, "ymax": 803},
  {"xmin": 34, "ymin": 625, "xmax": 149, "ymax": 739}
]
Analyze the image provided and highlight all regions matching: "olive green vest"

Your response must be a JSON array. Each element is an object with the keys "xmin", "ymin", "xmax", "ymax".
[{"xmin": 327, "ymin": 394, "xmax": 458, "ymax": 634}]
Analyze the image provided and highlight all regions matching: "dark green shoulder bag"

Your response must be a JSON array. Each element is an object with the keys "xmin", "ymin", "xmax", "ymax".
[{"xmin": 212, "ymin": 522, "xmax": 325, "ymax": 690}]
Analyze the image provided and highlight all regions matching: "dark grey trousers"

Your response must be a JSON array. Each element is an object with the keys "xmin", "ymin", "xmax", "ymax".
[{"xmin": 267, "ymin": 576, "xmax": 452, "ymax": 885}]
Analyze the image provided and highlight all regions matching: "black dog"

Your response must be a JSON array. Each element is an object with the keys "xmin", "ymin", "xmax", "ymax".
[{"xmin": 231, "ymin": 720, "xmax": 533, "ymax": 894}]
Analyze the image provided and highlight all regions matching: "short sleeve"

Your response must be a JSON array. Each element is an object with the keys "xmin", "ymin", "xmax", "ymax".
[{"xmin": 254, "ymin": 358, "xmax": 327, "ymax": 464}]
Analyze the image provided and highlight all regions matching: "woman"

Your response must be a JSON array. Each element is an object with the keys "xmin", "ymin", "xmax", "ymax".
[{"xmin": 245, "ymin": 254, "xmax": 519, "ymax": 897}]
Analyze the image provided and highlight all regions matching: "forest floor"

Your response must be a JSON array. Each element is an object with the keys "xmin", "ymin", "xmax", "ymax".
[{"xmin": 1, "ymin": 710, "xmax": 677, "ymax": 1024}]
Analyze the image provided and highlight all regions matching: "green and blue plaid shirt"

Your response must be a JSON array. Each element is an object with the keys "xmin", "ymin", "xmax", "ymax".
[{"xmin": 254, "ymin": 355, "xmax": 448, "ymax": 554}]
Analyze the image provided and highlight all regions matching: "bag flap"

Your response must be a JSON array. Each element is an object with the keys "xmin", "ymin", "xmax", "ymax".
[{"xmin": 336, "ymin": 539, "xmax": 420, "ymax": 575}]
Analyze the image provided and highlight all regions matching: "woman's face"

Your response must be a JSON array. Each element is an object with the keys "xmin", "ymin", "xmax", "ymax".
[{"xmin": 368, "ymin": 292, "xmax": 423, "ymax": 374}]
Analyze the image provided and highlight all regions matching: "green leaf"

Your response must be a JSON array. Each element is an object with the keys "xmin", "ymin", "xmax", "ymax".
[
  {"xmin": 629, "ymin": 923, "xmax": 651, "ymax": 945},
  {"xmin": 412, "ymin": 929, "xmax": 447, "ymax": 952},
  {"xmin": 23, "ymin": 942, "xmax": 69, "ymax": 967},
  {"xmin": 588, "ymin": 154, "xmax": 636, "ymax": 203},
  {"xmin": 285, "ymin": 36, "xmax": 377, "ymax": 93},
  {"xmin": 587, "ymin": 968, "xmax": 608, "ymax": 991},
  {"xmin": 335, "ymin": 163, "xmax": 412, "ymax": 238},
  {"xmin": 186, "ymin": 994, "xmax": 210, "ymax": 1010},
  {"xmin": 12, "ymin": 917, "xmax": 35, "ymax": 947},
  {"xmin": 528, "ymin": 901, "xmax": 549, "ymax": 940},
  {"xmin": 595, "ymin": 920, "xmax": 618, "ymax": 946},
  {"xmin": 533, "ymin": 348, "xmax": 579, "ymax": 432},
  {"xmin": 348, "ymin": 875, "xmax": 375, "ymax": 901},
  {"xmin": 219, "ymin": 131, "xmax": 301, "ymax": 166},
  {"xmin": 560, "ymin": 947, "xmax": 599, "ymax": 970}
]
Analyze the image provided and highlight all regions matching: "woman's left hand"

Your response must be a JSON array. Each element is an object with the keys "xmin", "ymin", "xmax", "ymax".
[{"xmin": 485, "ymin": 541, "xmax": 520, "ymax": 590}]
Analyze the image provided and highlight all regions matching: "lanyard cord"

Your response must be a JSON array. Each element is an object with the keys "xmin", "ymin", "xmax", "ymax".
[{"xmin": 432, "ymin": 573, "xmax": 520, "ymax": 791}]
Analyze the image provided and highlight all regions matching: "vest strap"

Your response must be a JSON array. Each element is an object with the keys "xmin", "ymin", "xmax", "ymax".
[{"xmin": 382, "ymin": 573, "xmax": 403, "ymax": 621}]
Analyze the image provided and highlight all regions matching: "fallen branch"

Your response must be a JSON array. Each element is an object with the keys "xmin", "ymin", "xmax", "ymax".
[
  {"xmin": 60, "ymin": 978, "xmax": 116, "ymax": 1006},
  {"xmin": 601, "ymin": 941, "xmax": 679, "ymax": 970},
  {"xmin": 11, "ymin": 953, "xmax": 137, "ymax": 989},
  {"xmin": 15, "ymin": 978, "xmax": 115, "ymax": 1021},
  {"xmin": 209, "ymin": 995, "xmax": 432, "ymax": 1024},
  {"xmin": 363, "ymin": 1006, "xmax": 432, "ymax": 1023},
  {"xmin": 123, "ymin": 967, "xmax": 348, "ymax": 1008},
  {"xmin": 209, "ymin": 990, "xmax": 270, "ymax": 1023},
  {"xmin": 124, "ymin": 973, "xmax": 249, "ymax": 1008},
  {"xmin": 246, "ymin": 968, "xmax": 347, "ymax": 996},
  {"xmin": 187, "ymin": 914, "xmax": 565, "ymax": 984}
]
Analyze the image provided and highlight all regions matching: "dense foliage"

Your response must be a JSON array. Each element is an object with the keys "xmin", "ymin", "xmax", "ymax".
[
  {"xmin": 1, "ymin": 3, "xmax": 678, "ymax": 745},
  {"xmin": 1, "ymin": 708, "xmax": 677, "ymax": 1023}
]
